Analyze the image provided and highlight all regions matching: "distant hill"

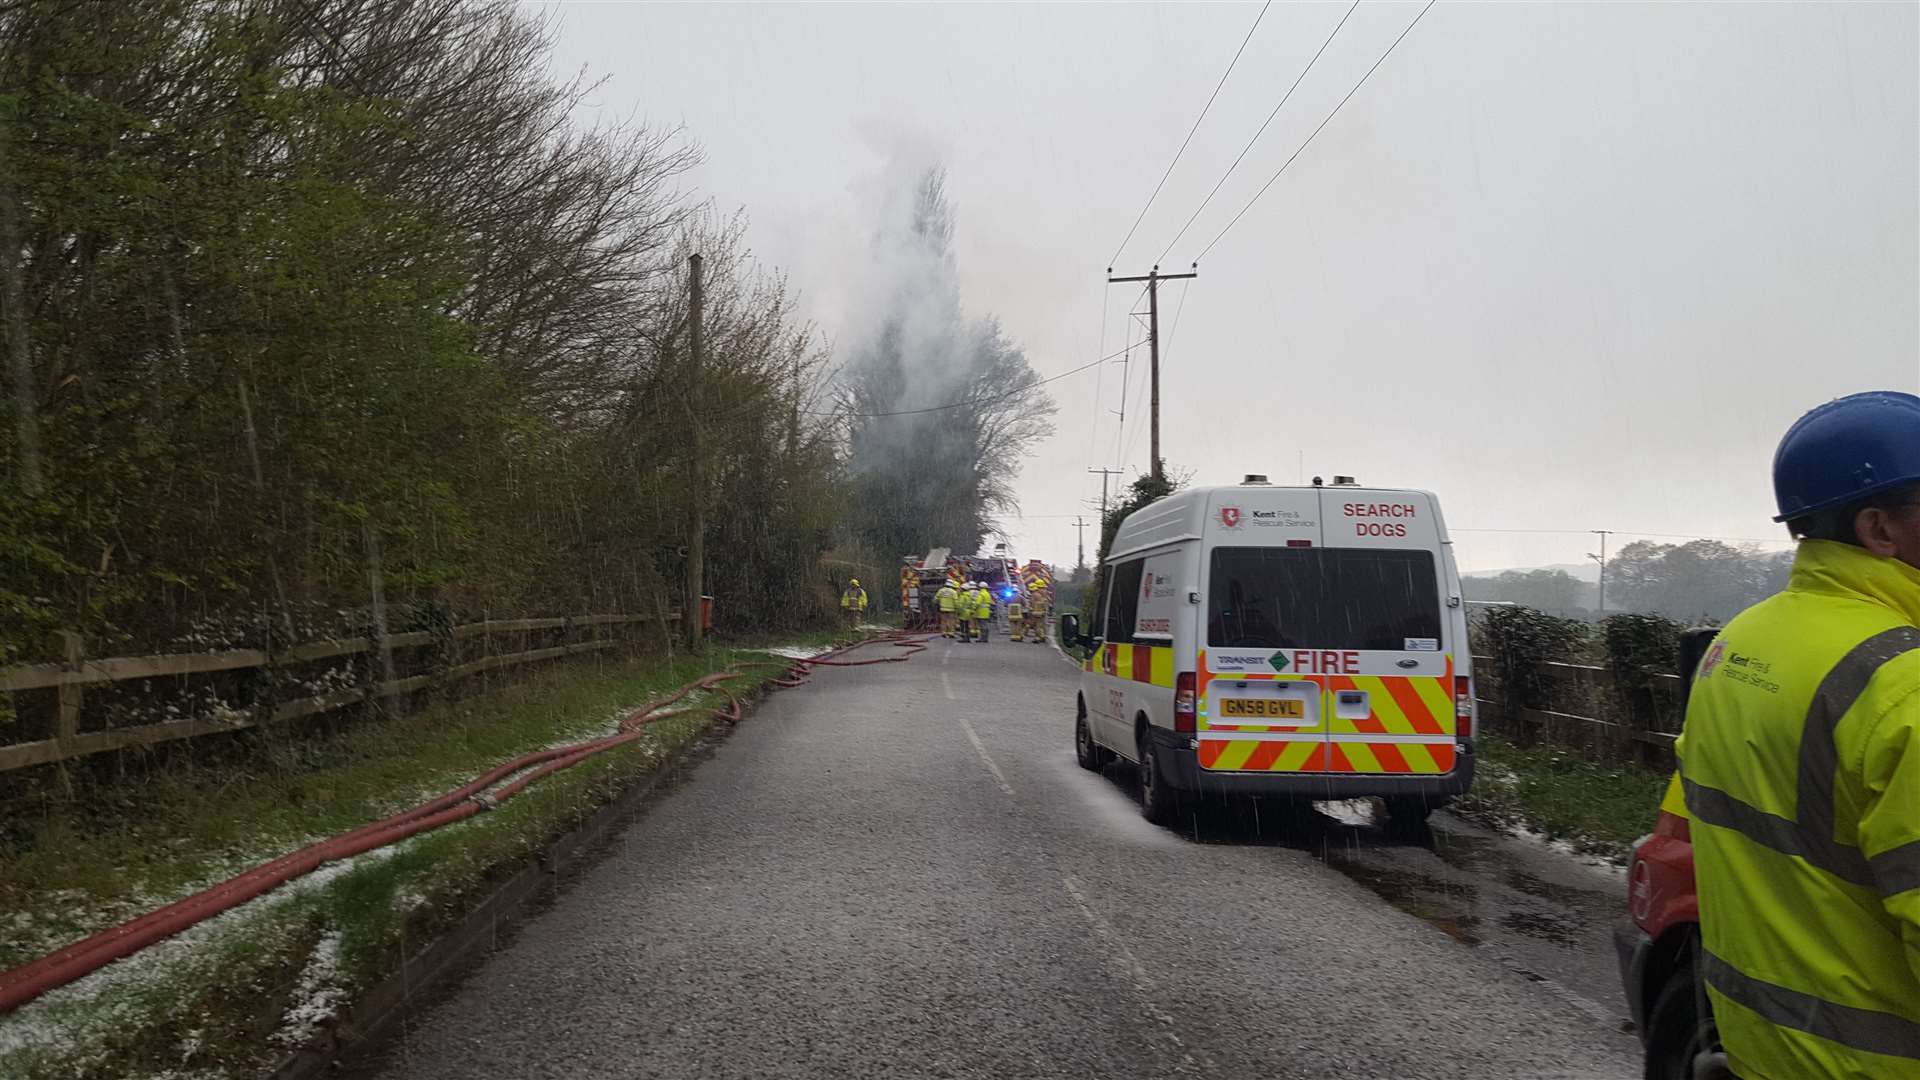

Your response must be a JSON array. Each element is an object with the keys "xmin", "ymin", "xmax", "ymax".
[{"xmin": 1462, "ymin": 561, "xmax": 1600, "ymax": 583}]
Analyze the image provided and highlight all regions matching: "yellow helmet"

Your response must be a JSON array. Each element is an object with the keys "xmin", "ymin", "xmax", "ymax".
[{"xmin": 849, "ymin": 578, "xmax": 860, "ymax": 587}]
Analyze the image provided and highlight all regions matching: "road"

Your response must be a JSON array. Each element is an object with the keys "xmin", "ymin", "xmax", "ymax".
[{"xmin": 352, "ymin": 636, "xmax": 1641, "ymax": 1080}]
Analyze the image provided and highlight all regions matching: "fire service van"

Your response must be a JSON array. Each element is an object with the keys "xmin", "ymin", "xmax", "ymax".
[{"xmin": 1060, "ymin": 475, "xmax": 1475, "ymax": 828}]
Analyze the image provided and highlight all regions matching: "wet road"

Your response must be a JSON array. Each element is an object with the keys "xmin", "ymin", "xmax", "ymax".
[{"xmin": 355, "ymin": 637, "xmax": 1640, "ymax": 1079}]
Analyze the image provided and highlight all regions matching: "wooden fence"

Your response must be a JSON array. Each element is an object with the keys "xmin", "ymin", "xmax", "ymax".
[
  {"xmin": 1471, "ymin": 654, "xmax": 1683, "ymax": 770},
  {"xmin": 0, "ymin": 612, "xmax": 678, "ymax": 774}
]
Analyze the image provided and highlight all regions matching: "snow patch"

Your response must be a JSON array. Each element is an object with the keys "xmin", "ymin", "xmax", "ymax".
[
  {"xmin": 274, "ymin": 932, "xmax": 345, "ymax": 1049},
  {"xmin": 1313, "ymin": 798, "xmax": 1379, "ymax": 828},
  {"xmin": 0, "ymin": 845, "xmax": 397, "ymax": 1068},
  {"xmin": 764, "ymin": 643, "xmax": 832, "ymax": 660}
]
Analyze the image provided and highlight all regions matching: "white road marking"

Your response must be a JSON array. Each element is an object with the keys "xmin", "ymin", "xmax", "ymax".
[
  {"xmin": 941, "ymin": 671, "xmax": 956, "ymax": 700},
  {"xmin": 956, "ymin": 715, "xmax": 1015, "ymax": 797},
  {"xmin": 1059, "ymin": 872, "xmax": 1212, "ymax": 1073}
]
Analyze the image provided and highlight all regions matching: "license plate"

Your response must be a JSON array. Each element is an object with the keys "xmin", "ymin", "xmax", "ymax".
[{"xmin": 1219, "ymin": 698, "xmax": 1304, "ymax": 720}]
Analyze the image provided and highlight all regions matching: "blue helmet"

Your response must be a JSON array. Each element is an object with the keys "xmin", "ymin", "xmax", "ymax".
[{"xmin": 1772, "ymin": 390, "xmax": 1920, "ymax": 522}]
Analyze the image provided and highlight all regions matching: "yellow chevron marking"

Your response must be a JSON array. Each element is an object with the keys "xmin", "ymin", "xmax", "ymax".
[
  {"xmin": 1413, "ymin": 676, "xmax": 1455, "ymax": 736},
  {"xmin": 1274, "ymin": 741, "xmax": 1317, "ymax": 772}
]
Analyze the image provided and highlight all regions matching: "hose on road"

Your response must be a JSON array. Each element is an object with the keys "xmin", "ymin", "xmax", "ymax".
[{"xmin": 0, "ymin": 630, "xmax": 933, "ymax": 1015}]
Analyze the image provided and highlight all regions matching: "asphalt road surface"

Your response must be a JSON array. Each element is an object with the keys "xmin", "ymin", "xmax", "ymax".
[{"xmin": 355, "ymin": 636, "xmax": 1641, "ymax": 1080}]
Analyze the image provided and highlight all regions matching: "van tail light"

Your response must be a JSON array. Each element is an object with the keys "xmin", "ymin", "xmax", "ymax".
[
  {"xmin": 1174, "ymin": 671, "xmax": 1197, "ymax": 734},
  {"xmin": 1454, "ymin": 675, "xmax": 1473, "ymax": 738}
]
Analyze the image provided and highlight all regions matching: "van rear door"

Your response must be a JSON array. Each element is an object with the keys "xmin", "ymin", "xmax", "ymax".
[
  {"xmin": 1196, "ymin": 489, "xmax": 1330, "ymax": 774},
  {"xmin": 1197, "ymin": 489, "xmax": 1459, "ymax": 778},
  {"xmin": 1316, "ymin": 492, "xmax": 1458, "ymax": 777}
]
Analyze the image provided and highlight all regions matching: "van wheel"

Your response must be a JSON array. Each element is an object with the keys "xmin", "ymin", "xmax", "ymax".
[
  {"xmin": 1075, "ymin": 709, "xmax": 1109, "ymax": 771},
  {"xmin": 1643, "ymin": 957, "xmax": 1721, "ymax": 1080},
  {"xmin": 1138, "ymin": 736, "xmax": 1181, "ymax": 827},
  {"xmin": 1382, "ymin": 796, "xmax": 1436, "ymax": 834}
]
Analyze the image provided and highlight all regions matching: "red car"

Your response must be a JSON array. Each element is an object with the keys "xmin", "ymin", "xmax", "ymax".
[
  {"xmin": 1616, "ymin": 792, "xmax": 1717, "ymax": 1079},
  {"xmin": 1614, "ymin": 627, "xmax": 1724, "ymax": 1080}
]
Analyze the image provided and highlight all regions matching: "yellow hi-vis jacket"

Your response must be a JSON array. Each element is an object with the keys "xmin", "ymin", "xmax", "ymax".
[
  {"xmin": 935, "ymin": 585, "xmax": 957, "ymax": 613},
  {"xmin": 840, "ymin": 586, "xmax": 867, "ymax": 612},
  {"xmin": 971, "ymin": 588, "xmax": 991, "ymax": 620},
  {"xmin": 1676, "ymin": 540, "xmax": 1920, "ymax": 1079}
]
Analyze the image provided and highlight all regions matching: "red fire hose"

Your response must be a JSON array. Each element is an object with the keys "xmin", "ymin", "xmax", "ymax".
[{"xmin": 0, "ymin": 631, "xmax": 932, "ymax": 1015}]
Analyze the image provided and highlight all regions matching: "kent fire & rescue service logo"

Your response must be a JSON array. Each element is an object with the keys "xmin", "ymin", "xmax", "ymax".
[
  {"xmin": 1219, "ymin": 506, "xmax": 1242, "ymax": 528},
  {"xmin": 1143, "ymin": 573, "xmax": 1155, "ymax": 599},
  {"xmin": 1698, "ymin": 640, "xmax": 1726, "ymax": 679}
]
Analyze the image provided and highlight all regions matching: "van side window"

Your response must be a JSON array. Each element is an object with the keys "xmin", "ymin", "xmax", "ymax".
[{"xmin": 1104, "ymin": 559, "xmax": 1145, "ymax": 644}]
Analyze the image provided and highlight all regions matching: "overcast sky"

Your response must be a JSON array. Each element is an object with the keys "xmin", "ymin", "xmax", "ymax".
[{"xmin": 537, "ymin": 0, "xmax": 1918, "ymax": 573}]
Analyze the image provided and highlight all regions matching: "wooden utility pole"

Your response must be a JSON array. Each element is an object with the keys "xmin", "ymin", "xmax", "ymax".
[
  {"xmin": 1106, "ymin": 265, "xmax": 1196, "ymax": 483},
  {"xmin": 1589, "ymin": 529, "xmax": 1612, "ymax": 615},
  {"xmin": 1087, "ymin": 466, "xmax": 1124, "ymax": 523},
  {"xmin": 1073, "ymin": 516, "xmax": 1089, "ymax": 575},
  {"xmin": 686, "ymin": 253, "xmax": 706, "ymax": 649}
]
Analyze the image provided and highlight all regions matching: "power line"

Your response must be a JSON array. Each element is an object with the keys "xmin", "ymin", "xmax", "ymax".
[
  {"xmin": 1107, "ymin": 0, "xmax": 1272, "ymax": 268},
  {"xmin": 811, "ymin": 343, "xmax": 1135, "ymax": 418},
  {"xmin": 1194, "ymin": 0, "xmax": 1436, "ymax": 263},
  {"xmin": 1155, "ymin": 0, "xmax": 1360, "ymax": 263}
]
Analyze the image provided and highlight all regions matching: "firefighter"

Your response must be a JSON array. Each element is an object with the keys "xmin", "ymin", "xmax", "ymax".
[
  {"xmin": 971, "ymin": 580, "xmax": 993, "ymax": 643},
  {"xmin": 955, "ymin": 581, "xmax": 975, "ymax": 643},
  {"xmin": 935, "ymin": 580, "xmax": 958, "ymax": 638},
  {"xmin": 839, "ymin": 578, "xmax": 868, "ymax": 630},
  {"xmin": 1028, "ymin": 578, "xmax": 1051, "ymax": 644},
  {"xmin": 1674, "ymin": 390, "xmax": 1920, "ymax": 1080},
  {"xmin": 1007, "ymin": 588, "xmax": 1026, "ymax": 642}
]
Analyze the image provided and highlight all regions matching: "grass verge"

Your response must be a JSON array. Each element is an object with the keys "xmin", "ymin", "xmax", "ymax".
[
  {"xmin": 1451, "ymin": 735, "xmax": 1668, "ymax": 861},
  {"xmin": 0, "ymin": 630, "xmax": 840, "ymax": 1080}
]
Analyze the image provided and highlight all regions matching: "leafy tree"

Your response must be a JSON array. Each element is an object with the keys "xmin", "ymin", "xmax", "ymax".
[
  {"xmin": 1607, "ymin": 540, "xmax": 1790, "ymax": 623},
  {"xmin": 0, "ymin": 0, "xmax": 847, "ymax": 663},
  {"xmin": 1462, "ymin": 569, "xmax": 1591, "ymax": 615}
]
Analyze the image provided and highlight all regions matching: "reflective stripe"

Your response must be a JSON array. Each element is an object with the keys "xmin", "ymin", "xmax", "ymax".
[
  {"xmin": 1703, "ymin": 949, "xmax": 1920, "ymax": 1061},
  {"xmin": 1871, "ymin": 840, "xmax": 1920, "ymax": 897},
  {"xmin": 1794, "ymin": 626, "xmax": 1920, "ymax": 883},
  {"xmin": 1685, "ymin": 627, "xmax": 1920, "ymax": 893},
  {"xmin": 1681, "ymin": 777, "xmax": 1870, "ymax": 886}
]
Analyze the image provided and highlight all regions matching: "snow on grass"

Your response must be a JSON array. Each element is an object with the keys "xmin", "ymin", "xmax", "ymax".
[
  {"xmin": 273, "ymin": 932, "xmax": 344, "ymax": 1050},
  {"xmin": 0, "ymin": 846, "xmax": 397, "ymax": 1075}
]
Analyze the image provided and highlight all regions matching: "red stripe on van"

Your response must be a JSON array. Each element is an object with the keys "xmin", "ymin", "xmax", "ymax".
[
  {"xmin": 1372, "ymin": 743, "xmax": 1412, "ymax": 773},
  {"xmin": 1381, "ymin": 676, "xmax": 1444, "ymax": 736},
  {"xmin": 1242, "ymin": 741, "xmax": 1285, "ymax": 771},
  {"xmin": 1132, "ymin": 644, "xmax": 1153, "ymax": 684}
]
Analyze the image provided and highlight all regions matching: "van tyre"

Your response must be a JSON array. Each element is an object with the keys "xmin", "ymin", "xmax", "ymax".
[
  {"xmin": 1382, "ymin": 796, "xmax": 1436, "ymax": 834},
  {"xmin": 1075, "ymin": 711, "xmax": 1110, "ymax": 771},
  {"xmin": 1138, "ymin": 736, "xmax": 1181, "ymax": 826},
  {"xmin": 1642, "ymin": 957, "xmax": 1721, "ymax": 1080}
]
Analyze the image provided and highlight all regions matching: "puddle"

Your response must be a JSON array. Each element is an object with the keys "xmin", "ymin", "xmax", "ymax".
[
  {"xmin": 1503, "ymin": 868, "xmax": 1595, "ymax": 908},
  {"xmin": 1499, "ymin": 909, "xmax": 1582, "ymax": 945},
  {"xmin": 1321, "ymin": 855, "xmax": 1484, "ymax": 946}
]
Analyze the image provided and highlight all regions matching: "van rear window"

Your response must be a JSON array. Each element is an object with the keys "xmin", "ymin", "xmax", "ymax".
[{"xmin": 1207, "ymin": 547, "xmax": 1442, "ymax": 651}]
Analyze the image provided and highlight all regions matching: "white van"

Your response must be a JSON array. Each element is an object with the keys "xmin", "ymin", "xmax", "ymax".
[{"xmin": 1060, "ymin": 476, "xmax": 1475, "ymax": 827}]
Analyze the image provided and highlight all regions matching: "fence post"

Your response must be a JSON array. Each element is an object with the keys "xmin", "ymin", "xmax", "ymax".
[
  {"xmin": 54, "ymin": 629, "xmax": 83, "ymax": 750},
  {"xmin": 363, "ymin": 519, "xmax": 398, "ymax": 713}
]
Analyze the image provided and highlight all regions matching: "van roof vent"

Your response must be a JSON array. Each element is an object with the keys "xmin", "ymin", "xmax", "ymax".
[
  {"xmin": 1332, "ymin": 475, "xmax": 1359, "ymax": 486},
  {"xmin": 1241, "ymin": 473, "xmax": 1271, "ymax": 485}
]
